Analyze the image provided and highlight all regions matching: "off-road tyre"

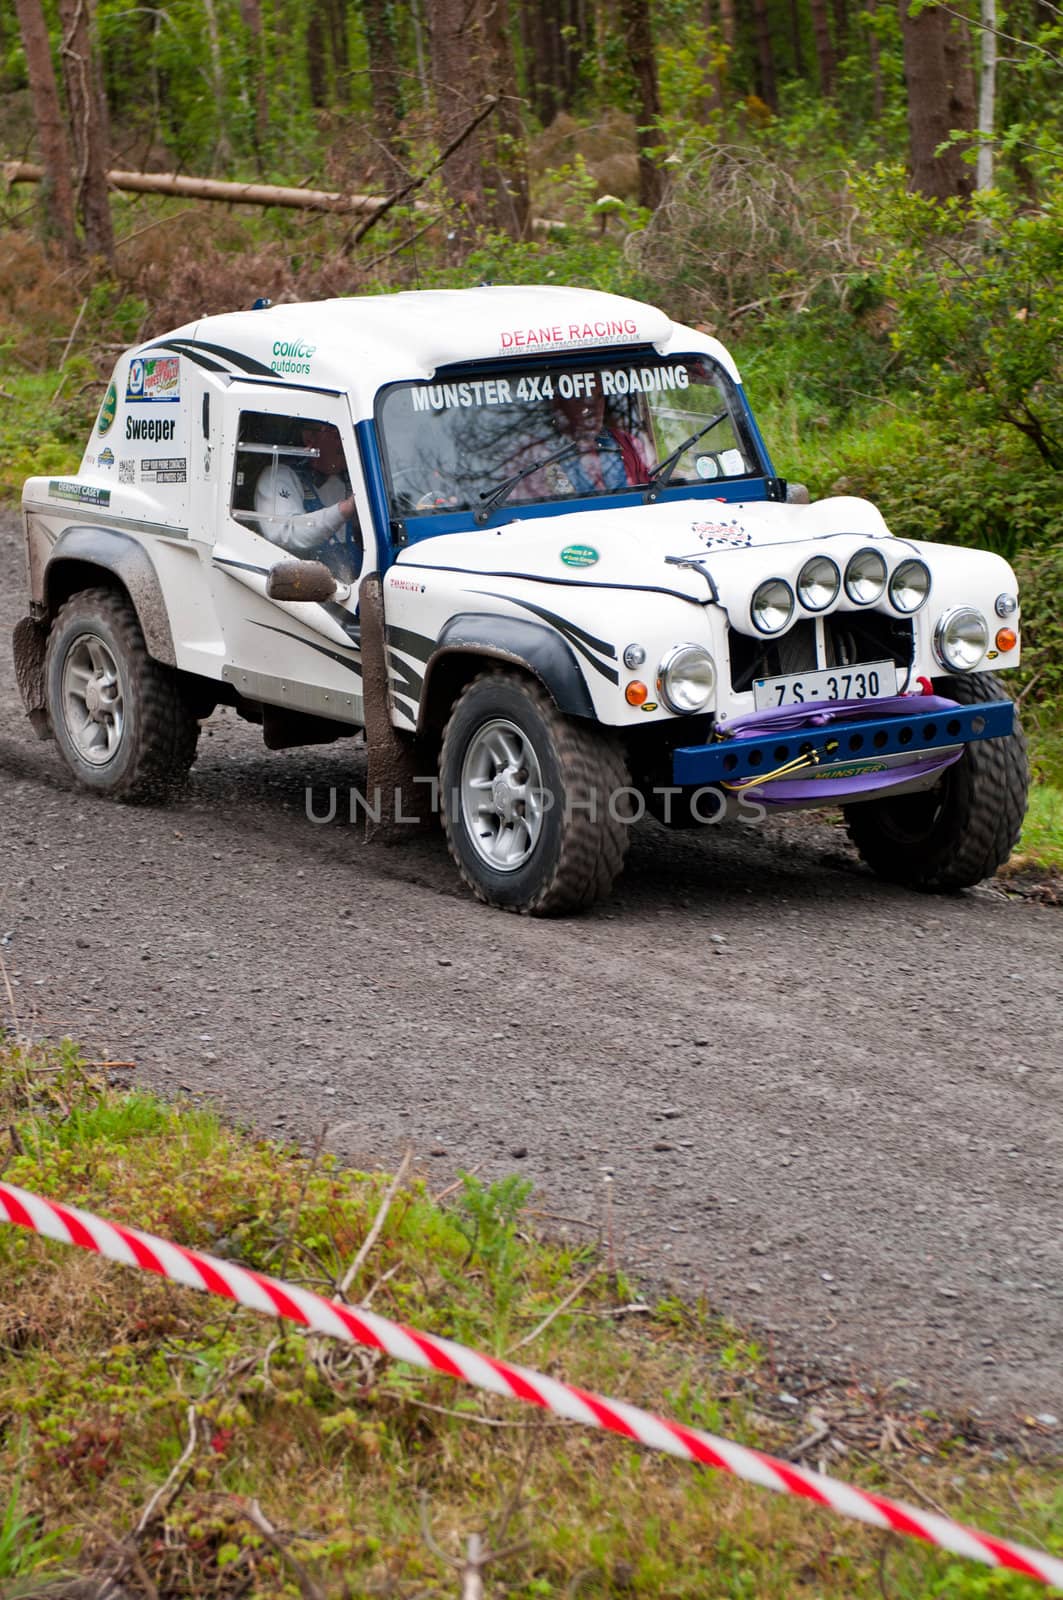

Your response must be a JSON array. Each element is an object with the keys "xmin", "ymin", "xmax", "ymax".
[
  {"xmin": 45, "ymin": 587, "xmax": 200, "ymax": 803},
  {"xmin": 439, "ymin": 670, "xmax": 632, "ymax": 915},
  {"xmin": 843, "ymin": 672, "xmax": 1028, "ymax": 891}
]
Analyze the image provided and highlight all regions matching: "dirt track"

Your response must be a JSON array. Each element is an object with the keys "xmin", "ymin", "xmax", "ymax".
[{"xmin": 1, "ymin": 509, "xmax": 1060, "ymax": 1431}]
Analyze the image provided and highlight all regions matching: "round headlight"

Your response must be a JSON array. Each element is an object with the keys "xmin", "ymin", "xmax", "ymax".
[
  {"xmin": 995, "ymin": 593, "xmax": 1018, "ymax": 618},
  {"xmin": 751, "ymin": 578, "xmax": 794, "ymax": 635},
  {"xmin": 935, "ymin": 607, "xmax": 989, "ymax": 672},
  {"xmin": 844, "ymin": 547, "xmax": 887, "ymax": 605},
  {"xmin": 889, "ymin": 558, "xmax": 931, "ymax": 613},
  {"xmin": 657, "ymin": 644, "xmax": 716, "ymax": 714},
  {"xmin": 797, "ymin": 556, "xmax": 840, "ymax": 612}
]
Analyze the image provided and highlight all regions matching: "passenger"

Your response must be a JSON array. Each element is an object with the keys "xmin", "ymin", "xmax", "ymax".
[{"xmin": 255, "ymin": 421, "xmax": 361, "ymax": 580}]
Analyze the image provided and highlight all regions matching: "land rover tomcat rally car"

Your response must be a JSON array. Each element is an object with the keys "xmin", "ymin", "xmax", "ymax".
[{"xmin": 14, "ymin": 285, "xmax": 1028, "ymax": 914}]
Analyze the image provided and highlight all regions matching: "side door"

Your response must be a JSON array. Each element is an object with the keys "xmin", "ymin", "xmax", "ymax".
[{"xmin": 208, "ymin": 387, "xmax": 367, "ymax": 724}]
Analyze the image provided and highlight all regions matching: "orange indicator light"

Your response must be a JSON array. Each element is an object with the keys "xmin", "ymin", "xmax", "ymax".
[
  {"xmin": 995, "ymin": 628, "xmax": 1018, "ymax": 653},
  {"xmin": 626, "ymin": 681, "xmax": 649, "ymax": 706}
]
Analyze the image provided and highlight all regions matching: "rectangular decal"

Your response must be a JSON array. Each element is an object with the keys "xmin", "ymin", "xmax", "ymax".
[
  {"xmin": 126, "ymin": 355, "xmax": 180, "ymax": 403},
  {"xmin": 140, "ymin": 456, "xmax": 187, "ymax": 484},
  {"xmin": 411, "ymin": 364, "xmax": 691, "ymax": 413},
  {"xmin": 49, "ymin": 480, "xmax": 111, "ymax": 508},
  {"xmin": 498, "ymin": 318, "xmax": 640, "ymax": 354},
  {"xmin": 125, "ymin": 415, "xmax": 177, "ymax": 442}
]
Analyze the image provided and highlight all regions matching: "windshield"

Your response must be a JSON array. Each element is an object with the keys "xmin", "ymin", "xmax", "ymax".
[{"xmin": 376, "ymin": 353, "xmax": 762, "ymax": 521}]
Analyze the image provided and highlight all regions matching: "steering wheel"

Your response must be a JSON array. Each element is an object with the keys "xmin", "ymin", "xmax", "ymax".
[{"xmin": 391, "ymin": 463, "xmax": 464, "ymax": 511}]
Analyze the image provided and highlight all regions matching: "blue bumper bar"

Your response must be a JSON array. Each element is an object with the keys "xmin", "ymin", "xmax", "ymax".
[{"xmin": 673, "ymin": 699, "xmax": 1016, "ymax": 787}]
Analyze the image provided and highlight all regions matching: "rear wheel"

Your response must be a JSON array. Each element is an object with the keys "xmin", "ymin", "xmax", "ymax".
[
  {"xmin": 45, "ymin": 588, "xmax": 199, "ymax": 803},
  {"xmin": 843, "ymin": 673, "xmax": 1028, "ymax": 890},
  {"xmin": 440, "ymin": 670, "xmax": 631, "ymax": 915}
]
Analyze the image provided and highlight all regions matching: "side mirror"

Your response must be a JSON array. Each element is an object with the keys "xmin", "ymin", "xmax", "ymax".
[
  {"xmin": 786, "ymin": 481, "xmax": 812, "ymax": 505},
  {"xmin": 265, "ymin": 559, "xmax": 338, "ymax": 603}
]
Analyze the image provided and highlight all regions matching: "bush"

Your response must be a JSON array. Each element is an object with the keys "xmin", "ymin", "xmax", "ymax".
[
  {"xmin": 1013, "ymin": 543, "xmax": 1063, "ymax": 723},
  {"xmin": 857, "ymin": 167, "xmax": 1063, "ymax": 469},
  {"xmin": 627, "ymin": 139, "xmax": 866, "ymax": 329}
]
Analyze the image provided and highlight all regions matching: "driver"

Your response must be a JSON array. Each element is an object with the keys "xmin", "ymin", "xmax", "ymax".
[
  {"xmin": 255, "ymin": 421, "xmax": 361, "ymax": 580},
  {"xmin": 549, "ymin": 387, "xmax": 650, "ymax": 493}
]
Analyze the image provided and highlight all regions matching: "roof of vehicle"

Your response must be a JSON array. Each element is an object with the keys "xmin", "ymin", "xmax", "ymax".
[{"xmin": 148, "ymin": 285, "xmax": 741, "ymax": 401}]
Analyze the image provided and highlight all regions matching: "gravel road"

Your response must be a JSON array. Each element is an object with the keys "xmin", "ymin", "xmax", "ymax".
[{"xmin": 1, "ymin": 510, "xmax": 1060, "ymax": 1431}]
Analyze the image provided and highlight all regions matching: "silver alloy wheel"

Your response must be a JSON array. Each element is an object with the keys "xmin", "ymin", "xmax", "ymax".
[
  {"xmin": 460, "ymin": 717, "xmax": 546, "ymax": 872},
  {"xmin": 61, "ymin": 632, "xmax": 125, "ymax": 765}
]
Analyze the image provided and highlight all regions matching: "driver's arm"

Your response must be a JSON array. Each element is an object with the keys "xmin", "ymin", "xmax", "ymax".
[{"xmin": 254, "ymin": 463, "xmax": 352, "ymax": 556}]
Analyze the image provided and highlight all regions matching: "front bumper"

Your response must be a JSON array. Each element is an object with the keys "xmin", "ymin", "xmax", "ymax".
[{"xmin": 672, "ymin": 695, "xmax": 1015, "ymax": 801}]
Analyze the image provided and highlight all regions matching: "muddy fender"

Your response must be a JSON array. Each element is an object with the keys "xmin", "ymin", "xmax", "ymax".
[
  {"xmin": 431, "ymin": 612, "xmax": 596, "ymax": 720},
  {"xmin": 46, "ymin": 526, "xmax": 176, "ymax": 666}
]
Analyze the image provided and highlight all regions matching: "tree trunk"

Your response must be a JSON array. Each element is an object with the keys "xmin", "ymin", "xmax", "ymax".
[
  {"xmin": 362, "ymin": 0, "xmax": 406, "ymax": 176},
  {"xmin": 866, "ymin": 0, "xmax": 883, "ymax": 122},
  {"xmin": 619, "ymin": 0, "xmax": 664, "ymax": 208},
  {"xmin": 789, "ymin": 0, "xmax": 806, "ymax": 77},
  {"xmin": 429, "ymin": 0, "xmax": 529, "ymax": 238},
  {"xmin": 830, "ymin": 0, "xmax": 848, "ymax": 54},
  {"xmin": 698, "ymin": 0, "xmax": 725, "ymax": 109},
  {"xmin": 483, "ymin": 0, "xmax": 531, "ymax": 234},
  {"xmin": 56, "ymin": 0, "xmax": 114, "ymax": 260},
  {"xmin": 13, "ymin": 0, "xmax": 79, "ymax": 258},
  {"xmin": 899, "ymin": 0, "xmax": 976, "ymax": 198},
  {"xmin": 750, "ymin": 0, "xmax": 777, "ymax": 107},
  {"xmin": 409, "ymin": 0, "xmax": 430, "ymax": 108},
  {"xmin": 522, "ymin": 0, "xmax": 561, "ymax": 124},
  {"xmin": 976, "ymin": 0, "xmax": 995, "ymax": 190},
  {"xmin": 561, "ymin": 0, "xmax": 589, "ymax": 105},
  {"xmin": 198, "ymin": 0, "xmax": 232, "ymax": 166},
  {"xmin": 238, "ymin": 0, "xmax": 270, "ymax": 163},
  {"xmin": 717, "ymin": 0, "xmax": 735, "ymax": 52},
  {"xmin": 808, "ymin": 0, "xmax": 836, "ymax": 94}
]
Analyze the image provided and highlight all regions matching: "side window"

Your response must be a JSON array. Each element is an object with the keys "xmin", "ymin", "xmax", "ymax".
[
  {"xmin": 230, "ymin": 408, "xmax": 361, "ymax": 582},
  {"xmin": 231, "ymin": 410, "xmax": 308, "ymax": 529}
]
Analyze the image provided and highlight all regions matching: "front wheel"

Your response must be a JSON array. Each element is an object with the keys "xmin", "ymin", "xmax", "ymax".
[
  {"xmin": 45, "ymin": 587, "xmax": 200, "ymax": 803},
  {"xmin": 439, "ymin": 671, "xmax": 632, "ymax": 915},
  {"xmin": 843, "ymin": 672, "xmax": 1028, "ymax": 890}
]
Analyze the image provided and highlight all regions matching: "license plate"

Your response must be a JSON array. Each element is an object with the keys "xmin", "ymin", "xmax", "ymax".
[{"xmin": 752, "ymin": 660, "xmax": 898, "ymax": 710}]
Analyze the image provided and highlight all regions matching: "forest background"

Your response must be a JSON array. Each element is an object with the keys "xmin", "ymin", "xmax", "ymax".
[{"xmin": 1, "ymin": 0, "xmax": 1061, "ymax": 856}]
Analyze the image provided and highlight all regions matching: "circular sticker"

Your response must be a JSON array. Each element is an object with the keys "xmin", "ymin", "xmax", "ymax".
[
  {"xmin": 97, "ymin": 381, "xmax": 117, "ymax": 436},
  {"xmin": 560, "ymin": 544, "xmax": 599, "ymax": 568},
  {"xmin": 695, "ymin": 453, "xmax": 719, "ymax": 479},
  {"xmin": 127, "ymin": 358, "xmax": 144, "ymax": 396}
]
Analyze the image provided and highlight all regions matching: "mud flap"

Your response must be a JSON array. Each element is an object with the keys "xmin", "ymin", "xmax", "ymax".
[
  {"xmin": 357, "ymin": 573, "xmax": 435, "ymax": 841},
  {"xmin": 12, "ymin": 616, "xmax": 52, "ymax": 740}
]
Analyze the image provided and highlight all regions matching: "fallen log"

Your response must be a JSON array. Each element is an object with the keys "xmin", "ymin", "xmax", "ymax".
[
  {"xmin": 2, "ymin": 160, "xmax": 564, "ymax": 231},
  {"xmin": 2, "ymin": 161, "xmax": 428, "ymax": 216}
]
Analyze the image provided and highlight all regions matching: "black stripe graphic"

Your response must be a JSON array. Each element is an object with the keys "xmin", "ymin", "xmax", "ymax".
[
  {"xmin": 249, "ymin": 620, "xmax": 363, "ymax": 676},
  {"xmin": 470, "ymin": 591, "xmax": 619, "ymax": 686},
  {"xmin": 390, "ymin": 691, "xmax": 418, "ymax": 720},
  {"xmin": 387, "ymin": 649, "xmax": 424, "ymax": 704},
  {"xmin": 147, "ymin": 337, "xmax": 276, "ymax": 378},
  {"xmin": 385, "ymin": 624, "xmax": 436, "ymax": 664},
  {"xmin": 394, "ymin": 561, "xmax": 705, "ymax": 607},
  {"xmin": 214, "ymin": 556, "xmax": 271, "ymax": 576},
  {"xmin": 149, "ymin": 343, "xmax": 230, "ymax": 375}
]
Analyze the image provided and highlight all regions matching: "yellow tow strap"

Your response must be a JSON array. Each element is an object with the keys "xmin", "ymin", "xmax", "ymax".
[{"xmin": 722, "ymin": 740, "xmax": 841, "ymax": 792}]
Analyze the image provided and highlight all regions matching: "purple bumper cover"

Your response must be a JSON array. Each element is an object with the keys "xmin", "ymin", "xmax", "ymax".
[{"xmin": 671, "ymin": 693, "xmax": 1016, "ymax": 803}]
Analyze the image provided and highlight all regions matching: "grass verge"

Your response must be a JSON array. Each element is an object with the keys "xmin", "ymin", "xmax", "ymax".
[{"xmin": 0, "ymin": 1038, "xmax": 1059, "ymax": 1598}]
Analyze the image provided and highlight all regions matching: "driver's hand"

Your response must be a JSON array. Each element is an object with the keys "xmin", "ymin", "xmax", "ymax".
[{"xmin": 338, "ymin": 496, "xmax": 356, "ymax": 519}]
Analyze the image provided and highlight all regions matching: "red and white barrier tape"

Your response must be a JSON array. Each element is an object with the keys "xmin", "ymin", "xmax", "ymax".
[{"xmin": 2, "ymin": 1179, "xmax": 1059, "ymax": 1589}]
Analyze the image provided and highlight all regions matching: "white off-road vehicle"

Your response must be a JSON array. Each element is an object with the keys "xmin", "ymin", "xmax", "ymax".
[{"xmin": 15, "ymin": 286, "xmax": 1027, "ymax": 913}]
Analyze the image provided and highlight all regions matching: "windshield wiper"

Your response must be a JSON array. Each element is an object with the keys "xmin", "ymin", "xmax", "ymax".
[
  {"xmin": 644, "ymin": 409, "xmax": 729, "ymax": 498},
  {"xmin": 475, "ymin": 439, "xmax": 580, "ymax": 524}
]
